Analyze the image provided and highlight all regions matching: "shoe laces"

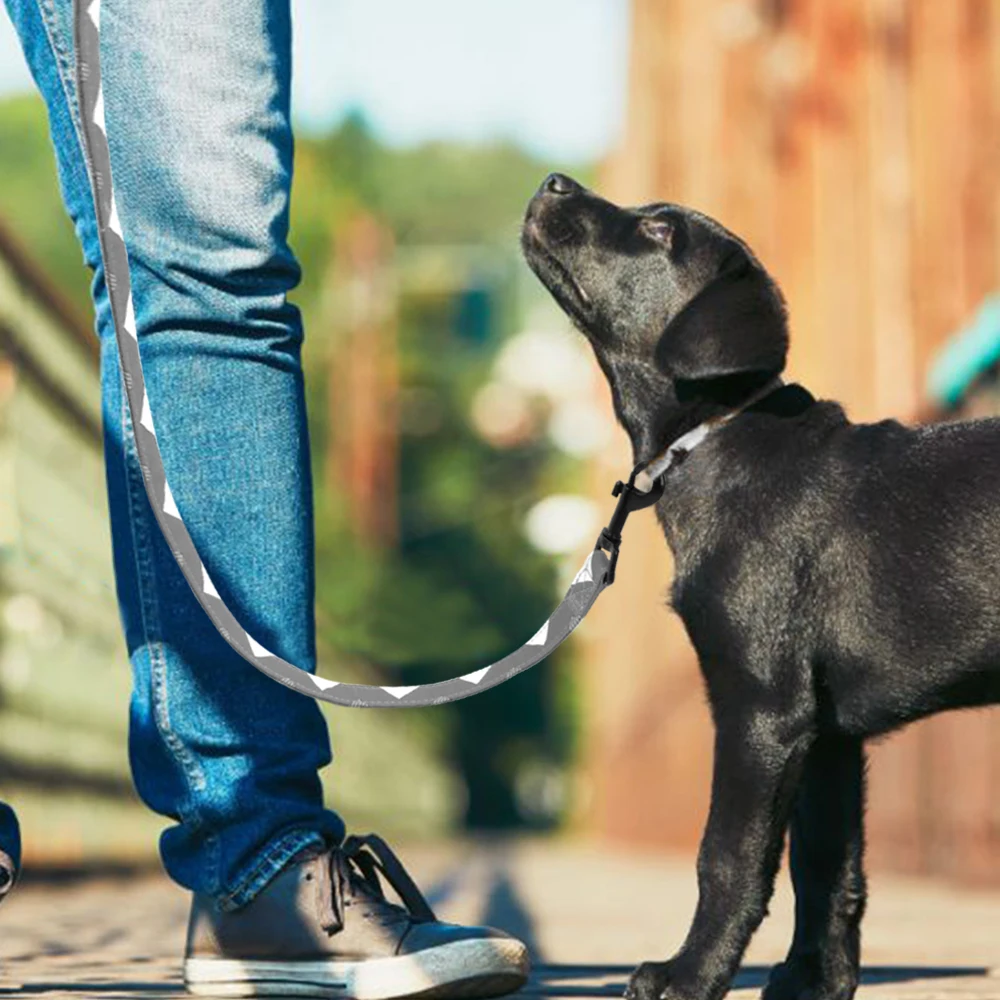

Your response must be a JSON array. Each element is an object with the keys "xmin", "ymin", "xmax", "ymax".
[{"xmin": 318, "ymin": 833, "xmax": 437, "ymax": 934}]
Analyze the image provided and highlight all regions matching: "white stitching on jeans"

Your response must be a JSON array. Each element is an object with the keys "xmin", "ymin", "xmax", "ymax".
[
  {"xmin": 120, "ymin": 370, "xmax": 206, "ymax": 796},
  {"xmin": 34, "ymin": 0, "xmax": 88, "ymax": 169}
]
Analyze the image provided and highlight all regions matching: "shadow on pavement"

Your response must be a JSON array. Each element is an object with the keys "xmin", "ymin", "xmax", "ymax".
[
  {"xmin": 520, "ymin": 964, "xmax": 990, "ymax": 997},
  {"xmin": 480, "ymin": 847, "xmax": 544, "ymax": 962},
  {"xmin": 423, "ymin": 865, "xmax": 464, "ymax": 910},
  {"xmin": 470, "ymin": 849, "xmax": 991, "ymax": 997}
]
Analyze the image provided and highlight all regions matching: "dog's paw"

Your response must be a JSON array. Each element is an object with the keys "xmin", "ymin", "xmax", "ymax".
[
  {"xmin": 625, "ymin": 961, "xmax": 679, "ymax": 1000},
  {"xmin": 763, "ymin": 959, "xmax": 817, "ymax": 1000},
  {"xmin": 763, "ymin": 957, "xmax": 858, "ymax": 1000}
]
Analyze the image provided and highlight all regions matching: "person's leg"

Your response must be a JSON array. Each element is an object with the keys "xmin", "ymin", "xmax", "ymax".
[
  {"xmin": 4, "ymin": 0, "xmax": 344, "ymax": 906},
  {"xmin": 6, "ymin": 6, "xmax": 531, "ymax": 995}
]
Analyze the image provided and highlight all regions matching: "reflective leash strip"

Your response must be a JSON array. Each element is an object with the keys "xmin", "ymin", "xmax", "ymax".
[{"xmin": 72, "ymin": 0, "xmax": 625, "ymax": 707}]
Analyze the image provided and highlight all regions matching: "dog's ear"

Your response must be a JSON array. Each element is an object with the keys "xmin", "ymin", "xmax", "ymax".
[{"xmin": 654, "ymin": 264, "xmax": 788, "ymax": 383}]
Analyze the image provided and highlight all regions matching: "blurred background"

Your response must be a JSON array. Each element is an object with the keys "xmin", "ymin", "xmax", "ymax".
[{"xmin": 0, "ymin": 0, "xmax": 999, "ymax": 892}]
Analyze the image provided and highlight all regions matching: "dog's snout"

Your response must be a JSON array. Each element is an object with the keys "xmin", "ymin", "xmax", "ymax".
[{"xmin": 542, "ymin": 172, "xmax": 579, "ymax": 196}]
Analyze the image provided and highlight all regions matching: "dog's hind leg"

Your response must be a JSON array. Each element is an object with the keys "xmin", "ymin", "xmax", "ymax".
[{"xmin": 763, "ymin": 736, "xmax": 866, "ymax": 1000}]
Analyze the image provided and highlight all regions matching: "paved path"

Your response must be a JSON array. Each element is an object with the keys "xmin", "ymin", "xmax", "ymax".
[{"xmin": 1, "ymin": 838, "xmax": 999, "ymax": 998}]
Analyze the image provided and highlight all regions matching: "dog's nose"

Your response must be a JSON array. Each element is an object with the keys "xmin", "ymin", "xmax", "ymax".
[{"xmin": 542, "ymin": 172, "xmax": 579, "ymax": 196}]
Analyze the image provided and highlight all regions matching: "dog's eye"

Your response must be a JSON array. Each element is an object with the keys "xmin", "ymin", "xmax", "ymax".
[{"xmin": 640, "ymin": 216, "xmax": 676, "ymax": 249}]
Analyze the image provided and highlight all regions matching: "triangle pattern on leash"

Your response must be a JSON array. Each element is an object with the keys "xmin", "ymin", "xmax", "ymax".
[
  {"xmin": 527, "ymin": 621, "xmax": 549, "ymax": 646},
  {"xmin": 246, "ymin": 633, "xmax": 275, "ymax": 659},
  {"xmin": 123, "ymin": 295, "xmax": 137, "ymax": 339},
  {"xmin": 140, "ymin": 393, "xmax": 155, "ymax": 434},
  {"xmin": 93, "ymin": 89, "xmax": 105, "ymax": 133},
  {"xmin": 382, "ymin": 686, "xmax": 418, "ymax": 700},
  {"xmin": 461, "ymin": 666, "xmax": 491, "ymax": 685},
  {"xmin": 162, "ymin": 481, "xmax": 180, "ymax": 518},
  {"xmin": 202, "ymin": 565, "xmax": 220, "ymax": 599}
]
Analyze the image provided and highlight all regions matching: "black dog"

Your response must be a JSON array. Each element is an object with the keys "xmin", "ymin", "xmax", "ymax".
[{"xmin": 522, "ymin": 173, "xmax": 1000, "ymax": 1000}]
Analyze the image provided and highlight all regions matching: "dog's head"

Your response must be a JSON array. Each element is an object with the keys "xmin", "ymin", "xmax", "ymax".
[{"xmin": 521, "ymin": 173, "xmax": 788, "ymax": 457}]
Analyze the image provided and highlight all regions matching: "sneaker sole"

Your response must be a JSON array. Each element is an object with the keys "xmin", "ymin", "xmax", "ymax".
[{"xmin": 184, "ymin": 937, "xmax": 530, "ymax": 1000}]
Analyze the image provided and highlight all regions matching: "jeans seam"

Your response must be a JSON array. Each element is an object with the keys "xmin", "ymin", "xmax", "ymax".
[
  {"xmin": 34, "ymin": 0, "xmax": 89, "ymax": 164},
  {"xmin": 119, "ymin": 372, "xmax": 208, "ymax": 802},
  {"xmin": 218, "ymin": 828, "xmax": 328, "ymax": 912}
]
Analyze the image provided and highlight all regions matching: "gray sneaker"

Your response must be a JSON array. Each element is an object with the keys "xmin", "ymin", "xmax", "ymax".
[{"xmin": 184, "ymin": 834, "xmax": 530, "ymax": 999}]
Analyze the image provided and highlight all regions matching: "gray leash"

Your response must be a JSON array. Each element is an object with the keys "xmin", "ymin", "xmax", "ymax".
[{"xmin": 71, "ymin": 0, "xmax": 666, "ymax": 706}]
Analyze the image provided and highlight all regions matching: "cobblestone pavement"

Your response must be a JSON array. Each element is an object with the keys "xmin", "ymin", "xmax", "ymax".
[{"xmin": 1, "ymin": 838, "xmax": 999, "ymax": 998}]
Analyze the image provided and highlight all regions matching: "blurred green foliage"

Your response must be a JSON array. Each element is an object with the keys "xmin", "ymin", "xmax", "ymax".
[
  {"xmin": 0, "ymin": 95, "xmax": 93, "ymax": 314},
  {"xmin": 0, "ymin": 95, "xmax": 590, "ymax": 831}
]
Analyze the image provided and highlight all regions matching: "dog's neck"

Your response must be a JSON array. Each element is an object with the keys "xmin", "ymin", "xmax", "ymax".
[
  {"xmin": 641, "ymin": 375, "xmax": 786, "ymax": 483},
  {"xmin": 602, "ymin": 357, "xmax": 796, "ymax": 469}
]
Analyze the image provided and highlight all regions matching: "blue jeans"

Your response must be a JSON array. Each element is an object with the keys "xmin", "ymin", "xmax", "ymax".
[{"xmin": 4, "ymin": 0, "xmax": 346, "ymax": 906}]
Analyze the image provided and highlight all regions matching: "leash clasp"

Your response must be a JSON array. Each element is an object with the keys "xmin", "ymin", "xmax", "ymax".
[{"xmin": 595, "ymin": 462, "xmax": 665, "ymax": 585}]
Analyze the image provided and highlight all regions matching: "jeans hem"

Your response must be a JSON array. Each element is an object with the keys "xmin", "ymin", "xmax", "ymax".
[{"xmin": 217, "ymin": 829, "xmax": 332, "ymax": 912}]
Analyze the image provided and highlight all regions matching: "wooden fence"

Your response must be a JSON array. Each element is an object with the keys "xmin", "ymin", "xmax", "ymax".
[{"xmin": 580, "ymin": 0, "xmax": 1000, "ymax": 883}]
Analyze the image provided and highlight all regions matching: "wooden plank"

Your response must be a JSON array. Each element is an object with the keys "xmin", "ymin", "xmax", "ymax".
[
  {"xmin": 773, "ymin": 0, "xmax": 821, "ymax": 392},
  {"xmin": 811, "ymin": 0, "xmax": 877, "ymax": 416},
  {"xmin": 865, "ymin": 0, "xmax": 917, "ymax": 420},
  {"xmin": 907, "ymin": 1, "xmax": 969, "ymax": 372}
]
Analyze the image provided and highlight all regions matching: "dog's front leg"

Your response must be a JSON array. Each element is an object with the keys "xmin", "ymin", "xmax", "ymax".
[
  {"xmin": 763, "ymin": 736, "xmax": 866, "ymax": 1000},
  {"xmin": 626, "ymin": 719, "xmax": 813, "ymax": 1000}
]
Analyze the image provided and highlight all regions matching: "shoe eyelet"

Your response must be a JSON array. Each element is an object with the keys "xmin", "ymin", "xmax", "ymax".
[{"xmin": 305, "ymin": 873, "xmax": 314, "ymax": 881}]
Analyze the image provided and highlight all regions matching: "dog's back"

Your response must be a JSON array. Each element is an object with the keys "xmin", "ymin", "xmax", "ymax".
[{"xmin": 669, "ymin": 404, "xmax": 1000, "ymax": 737}]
